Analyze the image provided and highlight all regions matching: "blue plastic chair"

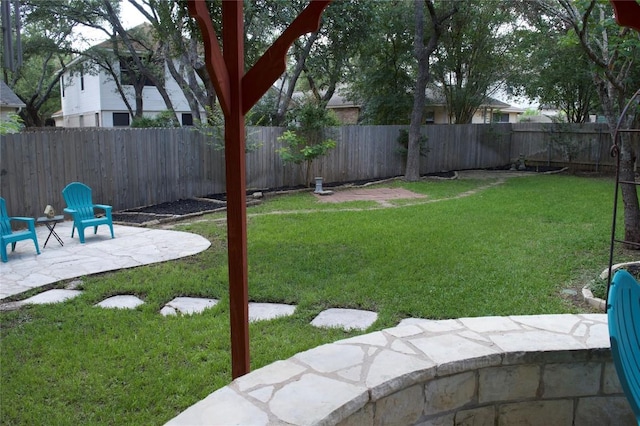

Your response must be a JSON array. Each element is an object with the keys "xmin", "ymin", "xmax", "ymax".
[
  {"xmin": 607, "ymin": 269, "xmax": 640, "ymax": 425},
  {"xmin": 62, "ymin": 182, "xmax": 114, "ymax": 244},
  {"xmin": 0, "ymin": 197, "xmax": 41, "ymax": 262}
]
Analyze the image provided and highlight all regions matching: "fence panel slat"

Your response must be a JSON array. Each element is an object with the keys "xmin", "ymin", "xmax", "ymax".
[{"xmin": 0, "ymin": 123, "xmax": 616, "ymax": 218}]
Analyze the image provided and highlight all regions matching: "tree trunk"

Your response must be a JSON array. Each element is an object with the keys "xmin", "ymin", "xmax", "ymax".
[
  {"xmin": 618, "ymin": 133, "xmax": 640, "ymax": 248},
  {"xmin": 406, "ymin": 1, "xmax": 427, "ymax": 181},
  {"xmin": 596, "ymin": 78, "xmax": 640, "ymax": 248},
  {"xmin": 406, "ymin": 0, "xmax": 456, "ymax": 181},
  {"xmin": 274, "ymin": 31, "xmax": 319, "ymax": 125}
]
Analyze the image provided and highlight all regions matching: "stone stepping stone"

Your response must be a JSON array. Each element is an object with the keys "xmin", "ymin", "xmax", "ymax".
[
  {"xmin": 249, "ymin": 302, "xmax": 296, "ymax": 322},
  {"xmin": 21, "ymin": 289, "xmax": 83, "ymax": 305},
  {"xmin": 310, "ymin": 308, "xmax": 378, "ymax": 331},
  {"xmin": 161, "ymin": 297, "xmax": 219, "ymax": 316},
  {"xmin": 96, "ymin": 295, "xmax": 144, "ymax": 309}
]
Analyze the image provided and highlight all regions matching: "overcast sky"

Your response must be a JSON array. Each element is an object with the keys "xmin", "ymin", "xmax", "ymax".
[{"xmin": 72, "ymin": 1, "xmax": 147, "ymax": 50}]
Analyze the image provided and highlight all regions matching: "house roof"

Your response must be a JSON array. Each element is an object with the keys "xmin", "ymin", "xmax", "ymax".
[
  {"xmin": 92, "ymin": 23, "xmax": 156, "ymax": 51},
  {"xmin": 425, "ymin": 87, "xmax": 515, "ymax": 110},
  {"xmin": 0, "ymin": 80, "xmax": 26, "ymax": 109},
  {"xmin": 291, "ymin": 85, "xmax": 524, "ymax": 114},
  {"xmin": 326, "ymin": 93, "xmax": 358, "ymax": 109}
]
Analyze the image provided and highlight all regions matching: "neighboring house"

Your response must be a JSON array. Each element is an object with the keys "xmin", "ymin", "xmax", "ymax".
[
  {"xmin": 423, "ymin": 88, "xmax": 524, "ymax": 124},
  {"xmin": 295, "ymin": 86, "xmax": 524, "ymax": 125},
  {"xmin": 326, "ymin": 93, "xmax": 360, "ymax": 124},
  {"xmin": 0, "ymin": 80, "xmax": 26, "ymax": 122},
  {"xmin": 290, "ymin": 88, "xmax": 360, "ymax": 125},
  {"xmin": 58, "ymin": 26, "xmax": 198, "ymax": 128}
]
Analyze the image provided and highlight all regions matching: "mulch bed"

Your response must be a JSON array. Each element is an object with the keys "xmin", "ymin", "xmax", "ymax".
[
  {"xmin": 124, "ymin": 199, "xmax": 225, "ymax": 215},
  {"xmin": 112, "ymin": 167, "xmax": 565, "ymax": 225},
  {"xmin": 113, "ymin": 199, "xmax": 226, "ymax": 225}
]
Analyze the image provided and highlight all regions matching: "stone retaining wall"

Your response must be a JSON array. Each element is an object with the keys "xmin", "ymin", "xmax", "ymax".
[{"xmin": 166, "ymin": 314, "xmax": 636, "ymax": 425}]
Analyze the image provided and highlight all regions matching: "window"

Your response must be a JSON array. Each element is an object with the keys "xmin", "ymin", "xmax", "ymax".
[
  {"xmin": 181, "ymin": 113, "xmax": 193, "ymax": 126},
  {"xmin": 80, "ymin": 69, "xmax": 84, "ymax": 91},
  {"xmin": 79, "ymin": 115, "xmax": 84, "ymax": 127},
  {"xmin": 492, "ymin": 112, "xmax": 510, "ymax": 123},
  {"xmin": 424, "ymin": 110, "xmax": 435, "ymax": 124},
  {"xmin": 95, "ymin": 113, "xmax": 100, "ymax": 127},
  {"xmin": 112, "ymin": 112, "xmax": 130, "ymax": 127},
  {"xmin": 61, "ymin": 75, "xmax": 65, "ymax": 97}
]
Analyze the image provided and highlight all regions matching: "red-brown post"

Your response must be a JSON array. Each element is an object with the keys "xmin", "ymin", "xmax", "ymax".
[
  {"xmin": 187, "ymin": 0, "xmax": 331, "ymax": 380},
  {"xmin": 221, "ymin": 0, "xmax": 250, "ymax": 379}
]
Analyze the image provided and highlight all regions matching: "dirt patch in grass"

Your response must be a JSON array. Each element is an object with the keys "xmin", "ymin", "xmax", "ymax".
[{"xmin": 314, "ymin": 187, "xmax": 427, "ymax": 204}]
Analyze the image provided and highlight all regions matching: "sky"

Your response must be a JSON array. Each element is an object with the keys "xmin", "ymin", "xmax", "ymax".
[
  {"xmin": 120, "ymin": 1, "xmax": 147, "ymax": 29},
  {"xmin": 72, "ymin": 1, "xmax": 147, "ymax": 50}
]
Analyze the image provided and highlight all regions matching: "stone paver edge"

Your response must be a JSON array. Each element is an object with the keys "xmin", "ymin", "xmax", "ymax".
[{"xmin": 166, "ymin": 313, "xmax": 610, "ymax": 426}]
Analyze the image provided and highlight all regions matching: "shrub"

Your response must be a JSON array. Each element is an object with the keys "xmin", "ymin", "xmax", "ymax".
[
  {"xmin": 277, "ymin": 98, "xmax": 340, "ymax": 186},
  {"xmin": 0, "ymin": 113, "xmax": 24, "ymax": 135},
  {"xmin": 131, "ymin": 110, "xmax": 179, "ymax": 128}
]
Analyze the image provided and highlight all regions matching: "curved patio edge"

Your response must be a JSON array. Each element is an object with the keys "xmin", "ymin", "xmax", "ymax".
[
  {"xmin": 166, "ymin": 313, "xmax": 636, "ymax": 426},
  {"xmin": 0, "ymin": 222, "xmax": 211, "ymax": 300}
]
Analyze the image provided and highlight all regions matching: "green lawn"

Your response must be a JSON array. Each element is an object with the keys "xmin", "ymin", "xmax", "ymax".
[{"xmin": 0, "ymin": 174, "xmax": 632, "ymax": 425}]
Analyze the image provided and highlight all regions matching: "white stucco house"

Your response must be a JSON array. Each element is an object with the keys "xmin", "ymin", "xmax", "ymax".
[{"xmin": 57, "ymin": 27, "xmax": 199, "ymax": 128}]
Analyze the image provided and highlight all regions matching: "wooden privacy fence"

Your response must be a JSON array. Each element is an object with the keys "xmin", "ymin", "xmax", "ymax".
[{"xmin": 1, "ymin": 123, "xmax": 612, "ymax": 218}]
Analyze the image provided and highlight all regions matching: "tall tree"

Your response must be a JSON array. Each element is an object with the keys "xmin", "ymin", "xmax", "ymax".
[
  {"xmin": 270, "ymin": 0, "xmax": 374, "ymax": 124},
  {"xmin": 127, "ymin": 0, "xmax": 210, "ymax": 123},
  {"xmin": 100, "ymin": 0, "xmax": 177, "ymax": 120},
  {"xmin": 508, "ymin": 20, "xmax": 598, "ymax": 123},
  {"xmin": 534, "ymin": 0, "xmax": 639, "ymax": 247},
  {"xmin": 2, "ymin": 0, "xmax": 79, "ymax": 126},
  {"xmin": 298, "ymin": 1, "xmax": 373, "ymax": 105},
  {"xmin": 406, "ymin": 0, "xmax": 456, "ymax": 181},
  {"xmin": 346, "ymin": 1, "xmax": 416, "ymax": 124},
  {"xmin": 432, "ymin": 1, "xmax": 517, "ymax": 124}
]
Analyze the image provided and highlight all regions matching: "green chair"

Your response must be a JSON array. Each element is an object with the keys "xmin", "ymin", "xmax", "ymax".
[
  {"xmin": 62, "ymin": 182, "xmax": 114, "ymax": 243},
  {"xmin": 0, "ymin": 197, "xmax": 41, "ymax": 262},
  {"xmin": 607, "ymin": 269, "xmax": 640, "ymax": 425}
]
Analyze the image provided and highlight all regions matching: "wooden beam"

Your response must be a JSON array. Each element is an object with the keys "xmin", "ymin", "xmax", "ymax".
[
  {"xmin": 609, "ymin": 0, "xmax": 640, "ymax": 32},
  {"xmin": 242, "ymin": 0, "xmax": 331, "ymax": 114},
  {"xmin": 187, "ymin": 0, "xmax": 332, "ymax": 380},
  {"xmin": 187, "ymin": 0, "xmax": 231, "ymax": 116},
  {"xmin": 221, "ymin": 0, "xmax": 250, "ymax": 379}
]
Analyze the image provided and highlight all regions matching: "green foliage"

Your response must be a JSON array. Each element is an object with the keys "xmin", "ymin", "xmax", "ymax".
[
  {"xmin": 192, "ymin": 105, "xmax": 263, "ymax": 153},
  {"xmin": 247, "ymin": 90, "xmax": 280, "ymax": 126},
  {"xmin": 277, "ymin": 98, "xmax": 339, "ymax": 186},
  {"xmin": 546, "ymin": 122, "xmax": 589, "ymax": 171},
  {"xmin": 130, "ymin": 110, "xmax": 179, "ymax": 128},
  {"xmin": 277, "ymin": 130, "xmax": 337, "ymax": 165},
  {"xmin": 346, "ymin": 1, "xmax": 415, "ymax": 124},
  {"xmin": 508, "ymin": 26, "xmax": 597, "ymax": 123},
  {"xmin": 0, "ymin": 113, "xmax": 25, "ymax": 135},
  {"xmin": 396, "ymin": 129, "xmax": 428, "ymax": 158},
  {"xmin": 590, "ymin": 265, "xmax": 640, "ymax": 300},
  {"xmin": 433, "ymin": 1, "xmax": 518, "ymax": 124}
]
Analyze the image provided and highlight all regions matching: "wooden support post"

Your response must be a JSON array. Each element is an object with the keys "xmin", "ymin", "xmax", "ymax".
[
  {"xmin": 187, "ymin": 0, "xmax": 331, "ymax": 380},
  {"xmin": 221, "ymin": 1, "xmax": 250, "ymax": 379}
]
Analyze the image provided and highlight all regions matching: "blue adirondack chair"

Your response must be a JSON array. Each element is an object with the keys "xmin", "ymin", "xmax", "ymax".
[
  {"xmin": 607, "ymin": 269, "xmax": 640, "ymax": 425},
  {"xmin": 62, "ymin": 182, "xmax": 114, "ymax": 243},
  {"xmin": 0, "ymin": 197, "xmax": 41, "ymax": 262}
]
